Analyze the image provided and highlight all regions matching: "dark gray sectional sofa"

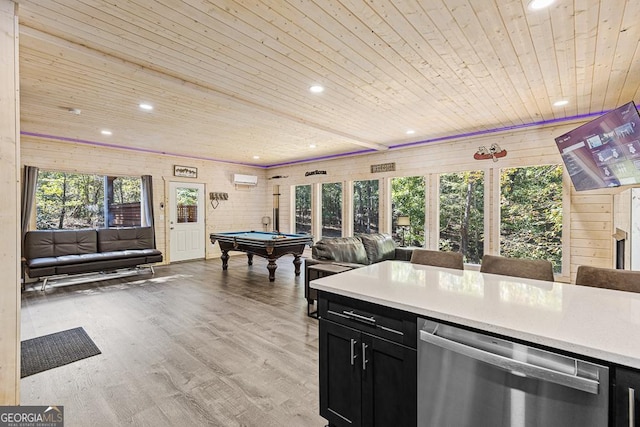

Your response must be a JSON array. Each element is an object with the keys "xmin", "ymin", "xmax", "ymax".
[
  {"xmin": 23, "ymin": 226, "xmax": 163, "ymax": 290},
  {"xmin": 304, "ymin": 233, "xmax": 414, "ymax": 311}
]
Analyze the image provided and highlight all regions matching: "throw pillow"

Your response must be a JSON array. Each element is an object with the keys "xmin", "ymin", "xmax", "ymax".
[{"xmin": 357, "ymin": 233, "xmax": 396, "ymax": 264}]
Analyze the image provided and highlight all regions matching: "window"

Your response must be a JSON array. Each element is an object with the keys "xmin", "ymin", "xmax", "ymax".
[
  {"xmin": 176, "ymin": 187, "xmax": 198, "ymax": 223},
  {"xmin": 499, "ymin": 165, "xmax": 563, "ymax": 273},
  {"xmin": 322, "ymin": 182, "xmax": 342, "ymax": 238},
  {"xmin": 106, "ymin": 176, "xmax": 142, "ymax": 227},
  {"xmin": 353, "ymin": 179, "xmax": 379, "ymax": 234},
  {"xmin": 36, "ymin": 171, "xmax": 143, "ymax": 230},
  {"xmin": 391, "ymin": 176, "xmax": 426, "ymax": 247},
  {"xmin": 439, "ymin": 171, "xmax": 485, "ymax": 264},
  {"xmin": 295, "ymin": 185, "xmax": 311, "ymax": 234}
]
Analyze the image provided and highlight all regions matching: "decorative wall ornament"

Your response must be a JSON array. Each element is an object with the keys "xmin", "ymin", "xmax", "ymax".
[
  {"xmin": 371, "ymin": 162, "xmax": 396, "ymax": 173},
  {"xmin": 209, "ymin": 192, "xmax": 228, "ymax": 209},
  {"xmin": 305, "ymin": 170, "xmax": 327, "ymax": 176},
  {"xmin": 268, "ymin": 175, "xmax": 289, "ymax": 180},
  {"xmin": 173, "ymin": 165, "xmax": 197, "ymax": 178},
  {"xmin": 474, "ymin": 143, "xmax": 507, "ymax": 162}
]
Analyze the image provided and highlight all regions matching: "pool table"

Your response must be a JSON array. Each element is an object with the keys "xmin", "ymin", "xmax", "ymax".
[{"xmin": 210, "ymin": 231, "xmax": 314, "ymax": 282}]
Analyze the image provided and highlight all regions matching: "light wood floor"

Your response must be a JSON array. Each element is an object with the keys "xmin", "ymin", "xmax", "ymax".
[{"xmin": 20, "ymin": 255, "xmax": 326, "ymax": 427}]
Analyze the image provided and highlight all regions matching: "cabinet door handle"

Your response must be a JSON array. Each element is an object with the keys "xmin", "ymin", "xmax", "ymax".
[
  {"xmin": 350, "ymin": 339, "xmax": 358, "ymax": 366},
  {"xmin": 362, "ymin": 343, "xmax": 368, "ymax": 371},
  {"xmin": 630, "ymin": 387, "xmax": 636, "ymax": 427}
]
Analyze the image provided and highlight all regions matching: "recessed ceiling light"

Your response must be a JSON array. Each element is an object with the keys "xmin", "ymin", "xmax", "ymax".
[
  {"xmin": 309, "ymin": 144, "xmax": 317, "ymax": 148},
  {"xmin": 406, "ymin": 129, "xmax": 416, "ymax": 135},
  {"xmin": 309, "ymin": 85, "xmax": 324, "ymax": 93},
  {"xmin": 553, "ymin": 100, "xmax": 569, "ymax": 107},
  {"xmin": 528, "ymin": 0, "xmax": 555, "ymax": 10},
  {"xmin": 139, "ymin": 103, "xmax": 154, "ymax": 111},
  {"xmin": 101, "ymin": 130, "xmax": 112, "ymax": 136},
  {"xmin": 253, "ymin": 155, "xmax": 260, "ymax": 159}
]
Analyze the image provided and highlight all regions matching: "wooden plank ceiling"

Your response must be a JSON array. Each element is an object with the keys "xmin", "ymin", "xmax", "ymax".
[{"xmin": 16, "ymin": 0, "xmax": 640, "ymax": 167}]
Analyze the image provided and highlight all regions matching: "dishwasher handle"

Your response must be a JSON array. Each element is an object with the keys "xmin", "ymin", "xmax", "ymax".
[{"xmin": 420, "ymin": 329, "xmax": 600, "ymax": 395}]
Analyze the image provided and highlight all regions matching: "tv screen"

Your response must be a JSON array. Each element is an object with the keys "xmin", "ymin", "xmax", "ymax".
[{"xmin": 555, "ymin": 101, "xmax": 640, "ymax": 191}]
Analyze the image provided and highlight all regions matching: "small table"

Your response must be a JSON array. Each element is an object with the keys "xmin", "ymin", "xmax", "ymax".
[
  {"xmin": 306, "ymin": 264, "xmax": 353, "ymax": 317},
  {"xmin": 210, "ymin": 231, "xmax": 313, "ymax": 282}
]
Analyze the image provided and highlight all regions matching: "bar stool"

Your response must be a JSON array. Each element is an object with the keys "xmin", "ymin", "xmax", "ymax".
[
  {"xmin": 480, "ymin": 254, "xmax": 554, "ymax": 281},
  {"xmin": 410, "ymin": 249, "xmax": 464, "ymax": 270},
  {"xmin": 575, "ymin": 265, "xmax": 640, "ymax": 293}
]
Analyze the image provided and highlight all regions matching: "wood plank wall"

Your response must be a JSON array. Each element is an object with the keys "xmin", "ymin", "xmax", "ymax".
[
  {"xmin": 269, "ymin": 122, "xmax": 619, "ymax": 283},
  {"xmin": 0, "ymin": 0, "xmax": 20, "ymax": 405}
]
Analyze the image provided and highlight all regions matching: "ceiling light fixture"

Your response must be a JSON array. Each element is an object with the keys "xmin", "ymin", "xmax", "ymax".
[
  {"xmin": 309, "ymin": 85, "xmax": 324, "ymax": 93},
  {"xmin": 406, "ymin": 129, "xmax": 415, "ymax": 135},
  {"xmin": 139, "ymin": 103, "xmax": 154, "ymax": 111},
  {"xmin": 309, "ymin": 144, "xmax": 317, "ymax": 148},
  {"xmin": 528, "ymin": 0, "xmax": 555, "ymax": 10},
  {"xmin": 253, "ymin": 155, "xmax": 260, "ymax": 159},
  {"xmin": 553, "ymin": 100, "xmax": 569, "ymax": 107},
  {"xmin": 101, "ymin": 130, "xmax": 112, "ymax": 136},
  {"xmin": 67, "ymin": 108, "xmax": 81, "ymax": 115}
]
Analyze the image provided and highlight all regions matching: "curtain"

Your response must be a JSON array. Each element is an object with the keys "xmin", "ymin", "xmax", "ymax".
[
  {"xmin": 21, "ymin": 166, "xmax": 39, "ymax": 243},
  {"xmin": 141, "ymin": 175, "xmax": 156, "ymax": 247}
]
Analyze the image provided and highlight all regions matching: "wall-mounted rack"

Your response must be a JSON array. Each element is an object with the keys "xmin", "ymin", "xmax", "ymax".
[{"xmin": 209, "ymin": 192, "xmax": 228, "ymax": 209}]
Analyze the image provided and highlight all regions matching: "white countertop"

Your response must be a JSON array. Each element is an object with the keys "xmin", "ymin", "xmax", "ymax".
[{"xmin": 310, "ymin": 261, "xmax": 640, "ymax": 369}]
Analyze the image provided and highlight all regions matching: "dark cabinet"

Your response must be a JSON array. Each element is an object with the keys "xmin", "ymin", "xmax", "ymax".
[
  {"xmin": 318, "ymin": 291, "xmax": 416, "ymax": 427},
  {"xmin": 615, "ymin": 366, "xmax": 640, "ymax": 427}
]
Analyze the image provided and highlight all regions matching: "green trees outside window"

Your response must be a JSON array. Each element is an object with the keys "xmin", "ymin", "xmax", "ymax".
[
  {"xmin": 353, "ymin": 180, "xmax": 379, "ymax": 234},
  {"xmin": 36, "ymin": 171, "xmax": 142, "ymax": 230},
  {"xmin": 500, "ymin": 165, "xmax": 563, "ymax": 273},
  {"xmin": 439, "ymin": 171, "xmax": 485, "ymax": 264},
  {"xmin": 176, "ymin": 187, "xmax": 199, "ymax": 223},
  {"xmin": 391, "ymin": 176, "xmax": 426, "ymax": 247},
  {"xmin": 322, "ymin": 182, "xmax": 342, "ymax": 237},
  {"xmin": 295, "ymin": 185, "xmax": 311, "ymax": 234}
]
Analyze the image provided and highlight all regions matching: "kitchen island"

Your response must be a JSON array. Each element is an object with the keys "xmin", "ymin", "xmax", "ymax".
[{"xmin": 311, "ymin": 260, "xmax": 640, "ymax": 427}]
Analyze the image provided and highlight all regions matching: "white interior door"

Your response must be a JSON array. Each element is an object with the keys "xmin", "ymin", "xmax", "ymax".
[{"xmin": 169, "ymin": 182, "xmax": 205, "ymax": 262}]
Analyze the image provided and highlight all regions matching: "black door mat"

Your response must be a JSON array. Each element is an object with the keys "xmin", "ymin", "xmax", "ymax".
[{"xmin": 21, "ymin": 327, "xmax": 101, "ymax": 378}]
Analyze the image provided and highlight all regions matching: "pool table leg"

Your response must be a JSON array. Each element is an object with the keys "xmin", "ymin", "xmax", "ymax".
[
  {"xmin": 267, "ymin": 259, "xmax": 277, "ymax": 282},
  {"xmin": 293, "ymin": 255, "xmax": 302, "ymax": 276},
  {"xmin": 220, "ymin": 250, "xmax": 230, "ymax": 270},
  {"xmin": 246, "ymin": 253, "xmax": 254, "ymax": 265}
]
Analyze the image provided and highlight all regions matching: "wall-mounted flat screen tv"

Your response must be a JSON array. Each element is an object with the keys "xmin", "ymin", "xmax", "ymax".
[{"xmin": 555, "ymin": 101, "xmax": 640, "ymax": 191}]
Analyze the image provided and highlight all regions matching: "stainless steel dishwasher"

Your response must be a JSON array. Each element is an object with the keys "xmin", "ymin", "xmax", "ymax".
[{"xmin": 417, "ymin": 318, "xmax": 609, "ymax": 427}]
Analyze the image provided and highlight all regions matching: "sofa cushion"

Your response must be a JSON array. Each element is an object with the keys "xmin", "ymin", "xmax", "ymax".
[
  {"xmin": 24, "ymin": 229, "xmax": 98, "ymax": 259},
  {"xmin": 358, "ymin": 233, "xmax": 396, "ymax": 264},
  {"xmin": 312, "ymin": 237, "xmax": 368, "ymax": 265},
  {"xmin": 98, "ymin": 227, "xmax": 155, "ymax": 252}
]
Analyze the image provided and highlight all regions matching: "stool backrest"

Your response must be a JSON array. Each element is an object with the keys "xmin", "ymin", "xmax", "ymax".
[
  {"xmin": 480, "ymin": 254, "xmax": 554, "ymax": 281},
  {"xmin": 575, "ymin": 266, "xmax": 640, "ymax": 293},
  {"xmin": 410, "ymin": 249, "xmax": 464, "ymax": 270}
]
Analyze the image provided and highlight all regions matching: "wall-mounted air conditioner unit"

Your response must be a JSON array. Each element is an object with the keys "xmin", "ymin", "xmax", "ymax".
[{"xmin": 233, "ymin": 174, "xmax": 258, "ymax": 186}]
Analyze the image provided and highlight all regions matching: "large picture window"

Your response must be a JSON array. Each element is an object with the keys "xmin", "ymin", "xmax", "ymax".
[
  {"xmin": 295, "ymin": 185, "xmax": 311, "ymax": 234},
  {"xmin": 353, "ymin": 180, "xmax": 379, "ymax": 234},
  {"xmin": 439, "ymin": 171, "xmax": 485, "ymax": 264},
  {"xmin": 391, "ymin": 176, "xmax": 426, "ymax": 247},
  {"xmin": 322, "ymin": 182, "xmax": 342, "ymax": 238},
  {"xmin": 36, "ymin": 171, "xmax": 143, "ymax": 230},
  {"xmin": 499, "ymin": 165, "xmax": 563, "ymax": 273}
]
